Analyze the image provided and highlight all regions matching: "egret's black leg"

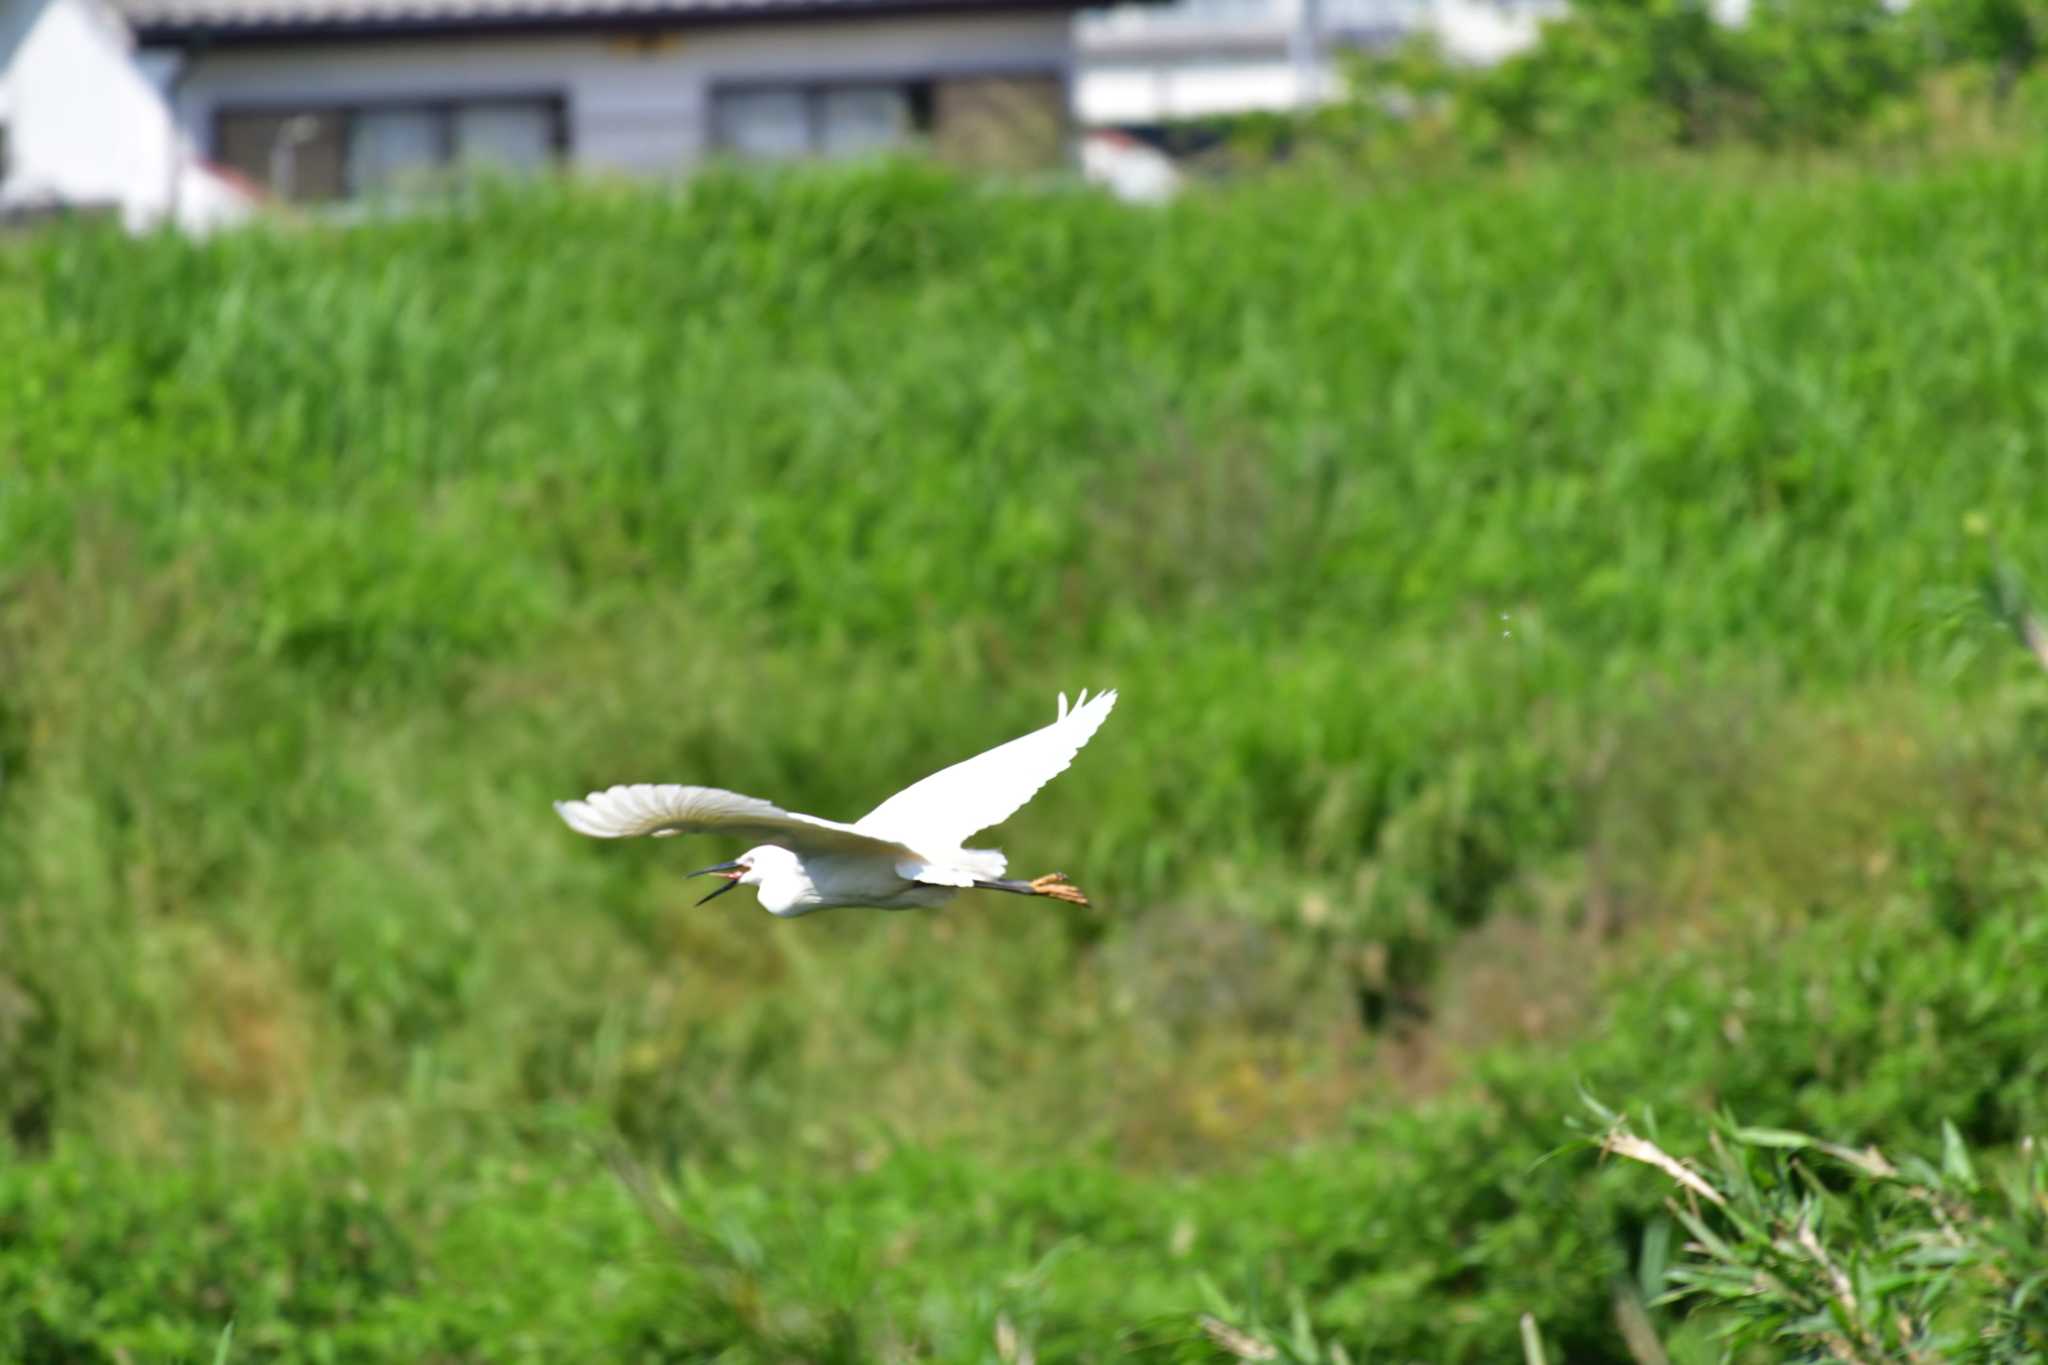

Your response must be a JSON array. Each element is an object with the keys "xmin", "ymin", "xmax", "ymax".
[
  {"xmin": 973, "ymin": 874, "xmax": 1089, "ymax": 905},
  {"xmin": 974, "ymin": 877, "xmax": 1044, "ymax": 896}
]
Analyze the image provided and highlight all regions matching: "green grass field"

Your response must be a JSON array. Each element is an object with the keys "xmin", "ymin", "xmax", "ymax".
[{"xmin": 4, "ymin": 151, "xmax": 2048, "ymax": 1360}]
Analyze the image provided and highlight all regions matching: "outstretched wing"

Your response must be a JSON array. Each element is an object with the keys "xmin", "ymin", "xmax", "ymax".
[
  {"xmin": 855, "ymin": 688, "xmax": 1117, "ymax": 851},
  {"xmin": 554, "ymin": 784, "xmax": 916, "ymax": 859}
]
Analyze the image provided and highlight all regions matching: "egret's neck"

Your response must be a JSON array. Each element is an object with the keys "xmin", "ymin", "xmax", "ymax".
[{"xmin": 753, "ymin": 859, "xmax": 820, "ymax": 917}]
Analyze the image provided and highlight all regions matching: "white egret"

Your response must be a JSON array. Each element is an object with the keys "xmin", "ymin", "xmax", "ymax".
[{"xmin": 554, "ymin": 689, "xmax": 1117, "ymax": 916}]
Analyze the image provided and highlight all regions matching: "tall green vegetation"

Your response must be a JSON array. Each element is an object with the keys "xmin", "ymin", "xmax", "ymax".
[
  {"xmin": 1597, "ymin": 1112, "xmax": 2048, "ymax": 1362},
  {"xmin": 3, "ymin": 152, "xmax": 2047, "ymax": 1358}
]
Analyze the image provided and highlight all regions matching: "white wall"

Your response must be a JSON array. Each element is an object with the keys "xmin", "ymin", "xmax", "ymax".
[
  {"xmin": 0, "ymin": 0, "xmax": 250, "ymax": 229},
  {"xmin": 1082, "ymin": 59, "xmax": 1306, "ymax": 122},
  {"xmin": 1074, "ymin": 0, "xmax": 1558, "ymax": 126},
  {"xmin": 167, "ymin": 11, "xmax": 1073, "ymax": 176},
  {"xmin": 1426, "ymin": 0, "xmax": 1563, "ymax": 64}
]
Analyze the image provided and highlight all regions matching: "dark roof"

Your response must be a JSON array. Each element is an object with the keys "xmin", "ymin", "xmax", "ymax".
[{"xmin": 118, "ymin": 0, "xmax": 1086, "ymax": 41}]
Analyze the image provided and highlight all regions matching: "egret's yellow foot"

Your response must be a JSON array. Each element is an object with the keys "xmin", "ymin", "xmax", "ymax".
[{"xmin": 1030, "ymin": 873, "xmax": 1090, "ymax": 906}]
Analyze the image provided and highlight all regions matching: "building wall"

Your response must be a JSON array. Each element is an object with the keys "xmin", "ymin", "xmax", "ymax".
[
  {"xmin": 1081, "ymin": 59, "xmax": 1306, "ymax": 123},
  {"xmin": 165, "ymin": 11, "xmax": 1073, "ymax": 179},
  {"xmin": 1428, "ymin": 0, "xmax": 1562, "ymax": 64},
  {"xmin": 1074, "ymin": 0, "xmax": 1560, "ymax": 126},
  {"xmin": 0, "ymin": 0, "xmax": 249, "ymax": 228}
]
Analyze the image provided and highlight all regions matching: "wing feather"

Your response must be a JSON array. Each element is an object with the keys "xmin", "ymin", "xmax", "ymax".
[
  {"xmin": 855, "ymin": 688, "xmax": 1117, "ymax": 851},
  {"xmin": 554, "ymin": 784, "xmax": 915, "ymax": 859}
]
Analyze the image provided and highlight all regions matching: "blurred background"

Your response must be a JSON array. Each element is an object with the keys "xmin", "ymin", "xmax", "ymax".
[{"xmin": 3, "ymin": 0, "xmax": 2048, "ymax": 1358}]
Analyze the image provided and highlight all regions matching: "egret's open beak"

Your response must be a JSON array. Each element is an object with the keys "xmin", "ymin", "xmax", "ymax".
[{"xmin": 689, "ymin": 860, "xmax": 746, "ymax": 906}]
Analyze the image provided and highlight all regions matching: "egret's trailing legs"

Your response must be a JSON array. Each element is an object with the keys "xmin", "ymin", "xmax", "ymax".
[{"xmin": 974, "ymin": 873, "xmax": 1091, "ymax": 906}]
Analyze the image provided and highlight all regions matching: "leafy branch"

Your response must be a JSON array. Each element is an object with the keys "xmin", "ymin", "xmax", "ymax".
[{"xmin": 1596, "ymin": 1106, "xmax": 2048, "ymax": 1362}]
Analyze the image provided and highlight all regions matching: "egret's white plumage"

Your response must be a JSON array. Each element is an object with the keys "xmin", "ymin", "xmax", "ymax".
[{"xmin": 555, "ymin": 689, "xmax": 1117, "ymax": 917}]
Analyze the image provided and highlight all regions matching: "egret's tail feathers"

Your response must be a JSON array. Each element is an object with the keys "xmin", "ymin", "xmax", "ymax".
[
  {"xmin": 901, "ymin": 847, "xmax": 1008, "ymax": 888},
  {"xmin": 957, "ymin": 847, "xmax": 1008, "ymax": 880}
]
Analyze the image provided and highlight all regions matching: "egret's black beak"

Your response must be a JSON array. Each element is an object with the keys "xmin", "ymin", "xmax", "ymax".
[{"xmin": 689, "ymin": 860, "xmax": 746, "ymax": 906}]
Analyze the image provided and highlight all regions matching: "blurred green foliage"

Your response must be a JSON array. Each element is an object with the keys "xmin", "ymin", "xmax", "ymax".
[
  {"xmin": 2, "ymin": 156, "xmax": 2048, "ymax": 1358},
  {"xmin": 1312, "ymin": 0, "xmax": 2048, "ymax": 159}
]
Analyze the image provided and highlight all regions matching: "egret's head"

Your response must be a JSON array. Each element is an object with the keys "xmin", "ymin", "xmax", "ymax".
[{"xmin": 688, "ymin": 846, "xmax": 799, "ymax": 905}]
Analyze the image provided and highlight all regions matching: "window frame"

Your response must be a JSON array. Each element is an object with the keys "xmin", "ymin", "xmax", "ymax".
[
  {"xmin": 212, "ymin": 91, "xmax": 569, "ymax": 199},
  {"xmin": 707, "ymin": 75, "xmax": 942, "ymax": 160}
]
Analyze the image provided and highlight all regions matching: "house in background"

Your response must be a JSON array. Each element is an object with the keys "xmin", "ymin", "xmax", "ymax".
[
  {"xmin": 7, "ymin": 0, "xmax": 1557, "ymax": 228},
  {"xmin": 1074, "ymin": 0, "xmax": 1559, "ymax": 126},
  {"xmin": 115, "ymin": 0, "xmax": 1088, "ymax": 201},
  {"xmin": 0, "ymin": 0, "xmax": 252, "ymax": 228}
]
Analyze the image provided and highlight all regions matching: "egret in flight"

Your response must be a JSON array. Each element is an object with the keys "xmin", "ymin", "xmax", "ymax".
[{"xmin": 555, "ymin": 689, "xmax": 1117, "ymax": 917}]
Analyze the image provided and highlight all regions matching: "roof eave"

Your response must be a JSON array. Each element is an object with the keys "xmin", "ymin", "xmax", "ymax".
[{"xmin": 131, "ymin": 0, "xmax": 1090, "ymax": 44}]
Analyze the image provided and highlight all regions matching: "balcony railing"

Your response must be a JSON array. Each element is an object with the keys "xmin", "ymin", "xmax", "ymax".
[{"xmin": 1079, "ymin": 0, "xmax": 1436, "ymax": 46}]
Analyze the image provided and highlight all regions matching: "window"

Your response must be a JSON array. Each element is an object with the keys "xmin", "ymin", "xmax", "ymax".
[
  {"xmin": 215, "ymin": 96, "xmax": 564, "ymax": 201},
  {"xmin": 347, "ymin": 107, "xmax": 441, "ymax": 196},
  {"xmin": 711, "ymin": 81, "xmax": 932, "ymax": 162},
  {"xmin": 217, "ymin": 111, "xmax": 347, "ymax": 200},
  {"xmin": 713, "ymin": 88, "xmax": 811, "ymax": 161},
  {"xmin": 929, "ymin": 75, "xmax": 1067, "ymax": 172}
]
